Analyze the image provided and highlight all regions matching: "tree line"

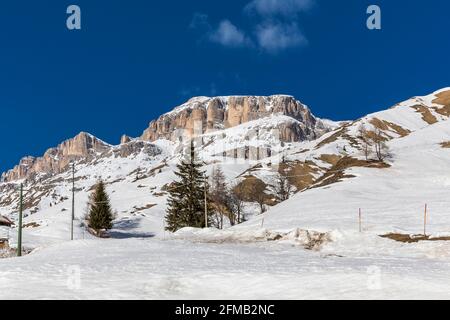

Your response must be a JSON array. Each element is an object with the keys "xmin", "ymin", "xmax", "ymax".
[
  {"xmin": 80, "ymin": 141, "xmax": 295, "ymax": 235},
  {"xmin": 165, "ymin": 141, "xmax": 294, "ymax": 232}
]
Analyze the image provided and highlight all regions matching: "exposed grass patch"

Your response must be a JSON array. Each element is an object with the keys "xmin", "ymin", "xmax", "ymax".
[
  {"xmin": 432, "ymin": 90, "xmax": 450, "ymax": 117},
  {"xmin": 235, "ymin": 175, "xmax": 275, "ymax": 205},
  {"xmin": 441, "ymin": 142, "xmax": 450, "ymax": 148},
  {"xmin": 278, "ymin": 161, "xmax": 320, "ymax": 191},
  {"xmin": 23, "ymin": 222, "xmax": 40, "ymax": 228},
  {"xmin": 315, "ymin": 127, "xmax": 347, "ymax": 149},
  {"xmin": 319, "ymin": 154, "xmax": 342, "ymax": 166},
  {"xmin": 311, "ymin": 156, "xmax": 390, "ymax": 189},
  {"xmin": 433, "ymin": 90, "xmax": 450, "ymax": 106},
  {"xmin": 411, "ymin": 105, "xmax": 438, "ymax": 124},
  {"xmin": 370, "ymin": 118, "xmax": 411, "ymax": 138},
  {"xmin": 380, "ymin": 233, "xmax": 450, "ymax": 243}
]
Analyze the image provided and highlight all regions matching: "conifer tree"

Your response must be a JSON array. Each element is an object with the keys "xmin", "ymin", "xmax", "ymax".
[
  {"xmin": 86, "ymin": 180, "xmax": 114, "ymax": 232},
  {"xmin": 165, "ymin": 141, "xmax": 210, "ymax": 232}
]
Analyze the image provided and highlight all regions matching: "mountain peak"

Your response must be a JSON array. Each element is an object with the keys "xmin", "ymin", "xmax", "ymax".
[
  {"xmin": 140, "ymin": 94, "xmax": 333, "ymax": 143},
  {"xmin": 1, "ymin": 131, "xmax": 111, "ymax": 182}
]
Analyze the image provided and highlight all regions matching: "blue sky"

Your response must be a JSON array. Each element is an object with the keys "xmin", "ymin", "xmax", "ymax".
[{"xmin": 0, "ymin": 0, "xmax": 449, "ymax": 173}]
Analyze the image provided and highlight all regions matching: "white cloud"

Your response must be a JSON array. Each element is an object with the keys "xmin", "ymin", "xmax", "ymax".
[
  {"xmin": 209, "ymin": 20, "xmax": 251, "ymax": 47},
  {"xmin": 255, "ymin": 22, "xmax": 307, "ymax": 53},
  {"xmin": 245, "ymin": 0, "xmax": 314, "ymax": 17},
  {"xmin": 192, "ymin": 0, "xmax": 313, "ymax": 53}
]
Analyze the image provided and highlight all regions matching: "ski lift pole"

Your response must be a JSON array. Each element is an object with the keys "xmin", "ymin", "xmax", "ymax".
[
  {"xmin": 204, "ymin": 175, "xmax": 208, "ymax": 228},
  {"xmin": 17, "ymin": 183, "xmax": 23, "ymax": 257},
  {"xmin": 71, "ymin": 163, "xmax": 75, "ymax": 240}
]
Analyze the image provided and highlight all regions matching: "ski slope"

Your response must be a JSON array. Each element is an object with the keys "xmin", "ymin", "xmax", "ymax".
[{"xmin": 2, "ymin": 89, "xmax": 450, "ymax": 299}]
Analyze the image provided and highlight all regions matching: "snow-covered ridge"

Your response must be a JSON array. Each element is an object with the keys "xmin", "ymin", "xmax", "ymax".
[
  {"xmin": 140, "ymin": 94, "xmax": 338, "ymax": 143},
  {"xmin": 169, "ymin": 94, "xmax": 297, "ymax": 116}
]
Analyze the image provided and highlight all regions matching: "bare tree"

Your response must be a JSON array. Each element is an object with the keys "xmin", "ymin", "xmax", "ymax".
[
  {"xmin": 229, "ymin": 183, "xmax": 246, "ymax": 224},
  {"xmin": 209, "ymin": 166, "xmax": 229, "ymax": 229},
  {"xmin": 357, "ymin": 124, "xmax": 372, "ymax": 161},
  {"xmin": 255, "ymin": 192, "xmax": 267, "ymax": 215},
  {"xmin": 371, "ymin": 128, "xmax": 390, "ymax": 161}
]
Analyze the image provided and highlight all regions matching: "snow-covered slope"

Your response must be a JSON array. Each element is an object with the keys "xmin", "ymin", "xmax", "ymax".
[
  {"xmin": 2, "ymin": 88, "xmax": 450, "ymax": 246},
  {"xmin": 2, "ymin": 88, "xmax": 450, "ymax": 299}
]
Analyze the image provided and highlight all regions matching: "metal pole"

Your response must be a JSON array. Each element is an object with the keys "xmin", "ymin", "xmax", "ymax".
[
  {"xmin": 359, "ymin": 208, "xmax": 362, "ymax": 233},
  {"xmin": 71, "ymin": 163, "xmax": 75, "ymax": 240},
  {"xmin": 17, "ymin": 183, "xmax": 23, "ymax": 257},
  {"xmin": 424, "ymin": 204, "xmax": 427, "ymax": 236},
  {"xmin": 204, "ymin": 175, "xmax": 208, "ymax": 228}
]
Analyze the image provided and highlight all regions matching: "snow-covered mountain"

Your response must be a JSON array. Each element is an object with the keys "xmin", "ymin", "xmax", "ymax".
[
  {"xmin": 2, "ymin": 88, "xmax": 450, "ymax": 299},
  {"xmin": 1, "ymin": 89, "xmax": 450, "ymax": 235}
]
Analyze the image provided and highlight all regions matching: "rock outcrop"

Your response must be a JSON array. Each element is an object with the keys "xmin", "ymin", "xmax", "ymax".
[
  {"xmin": 120, "ymin": 135, "xmax": 132, "ymax": 144},
  {"xmin": 1, "ymin": 132, "xmax": 164, "ymax": 183},
  {"xmin": 1, "ymin": 95, "xmax": 335, "ymax": 183},
  {"xmin": 140, "ymin": 95, "xmax": 333, "ymax": 143},
  {"xmin": 1, "ymin": 132, "xmax": 110, "ymax": 182},
  {"xmin": 112, "ymin": 140, "xmax": 161, "ymax": 158}
]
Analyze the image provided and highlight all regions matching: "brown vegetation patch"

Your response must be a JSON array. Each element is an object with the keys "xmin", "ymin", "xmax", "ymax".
[
  {"xmin": 432, "ymin": 91, "xmax": 450, "ymax": 117},
  {"xmin": 0, "ymin": 239, "xmax": 9, "ymax": 250},
  {"xmin": 319, "ymin": 154, "xmax": 342, "ymax": 166},
  {"xmin": 315, "ymin": 124, "xmax": 361, "ymax": 150},
  {"xmin": 411, "ymin": 105, "xmax": 438, "ymax": 124},
  {"xmin": 23, "ymin": 222, "xmax": 40, "ymax": 228},
  {"xmin": 433, "ymin": 90, "xmax": 450, "ymax": 106},
  {"xmin": 234, "ymin": 175, "xmax": 274, "ymax": 205},
  {"xmin": 441, "ymin": 141, "xmax": 450, "ymax": 148},
  {"xmin": 370, "ymin": 118, "xmax": 411, "ymax": 138},
  {"xmin": 380, "ymin": 233, "xmax": 450, "ymax": 243},
  {"xmin": 315, "ymin": 127, "xmax": 347, "ymax": 149},
  {"xmin": 278, "ymin": 161, "xmax": 320, "ymax": 191},
  {"xmin": 433, "ymin": 105, "xmax": 450, "ymax": 117},
  {"xmin": 311, "ymin": 156, "xmax": 390, "ymax": 189}
]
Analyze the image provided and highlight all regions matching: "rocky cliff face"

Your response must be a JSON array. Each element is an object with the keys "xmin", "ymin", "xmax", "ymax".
[
  {"xmin": 1, "ymin": 132, "xmax": 111, "ymax": 182},
  {"xmin": 1, "ymin": 95, "xmax": 335, "ymax": 183},
  {"xmin": 1, "ymin": 132, "xmax": 164, "ymax": 183},
  {"xmin": 140, "ymin": 95, "xmax": 332, "ymax": 143}
]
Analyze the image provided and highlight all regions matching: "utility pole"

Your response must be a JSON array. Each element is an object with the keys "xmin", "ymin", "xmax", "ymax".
[
  {"xmin": 359, "ymin": 208, "xmax": 362, "ymax": 233},
  {"xmin": 71, "ymin": 163, "xmax": 75, "ymax": 241},
  {"xmin": 204, "ymin": 175, "xmax": 208, "ymax": 228},
  {"xmin": 17, "ymin": 183, "xmax": 23, "ymax": 257},
  {"xmin": 424, "ymin": 204, "xmax": 428, "ymax": 236}
]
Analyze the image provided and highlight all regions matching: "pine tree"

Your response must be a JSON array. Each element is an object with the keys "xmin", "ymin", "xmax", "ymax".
[
  {"xmin": 165, "ymin": 141, "xmax": 210, "ymax": 232},
  {"xmin": 86, "ymin": 180, "xmax": 114, "ymax": 232},
  {"xmin": 272, "ymin": 175, "xmax": 292, "ymax": 202}
]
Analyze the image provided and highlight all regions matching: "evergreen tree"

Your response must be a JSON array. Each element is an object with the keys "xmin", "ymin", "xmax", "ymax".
[
  {"xmin": 165, "ymin": 141, "xmax": 210, "ymax": 232},
  {"xmin": 272, "ymin": 175, "xmax": 292, "ymax": 202},
  {"xmin": 86, "ymin": 180, "xmax": 114, "ymax": 232}
]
